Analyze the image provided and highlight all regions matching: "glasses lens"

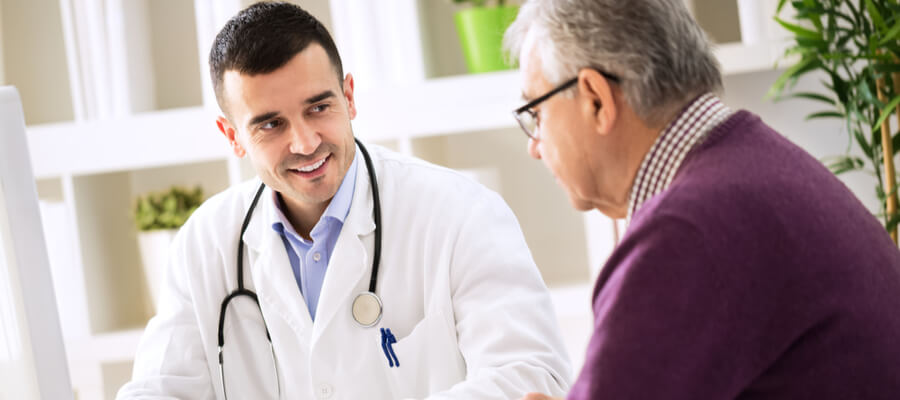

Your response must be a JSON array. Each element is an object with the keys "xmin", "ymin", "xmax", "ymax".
[{"xmin": 516, "ymin": 110, "xmax": 538, "ymax": 139}]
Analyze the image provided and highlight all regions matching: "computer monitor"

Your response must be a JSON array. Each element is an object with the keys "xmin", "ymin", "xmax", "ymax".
[{"xmin": 0, "ymin": 86, "xmax": 73, "ymax": 399}]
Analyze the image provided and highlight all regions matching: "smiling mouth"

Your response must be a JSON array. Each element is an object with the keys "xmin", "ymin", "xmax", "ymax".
[{"xmin": 289, "ymin": 154, "xmax": 331, "ymax": 178}]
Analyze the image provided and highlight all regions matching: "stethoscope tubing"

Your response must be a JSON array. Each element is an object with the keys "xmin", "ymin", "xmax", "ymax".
[
  {"xmin": 216, "ymin": 139, "xmax": 381, "ymax": 398},
  {"xmin": 355, "ymin": 139, "xmax": 382, "ymax": 294}
]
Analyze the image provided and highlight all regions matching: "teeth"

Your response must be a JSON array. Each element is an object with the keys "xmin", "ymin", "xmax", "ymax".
[{"xmin": 297, "ymin": 157, "xmax": 327, "ymax": 172}]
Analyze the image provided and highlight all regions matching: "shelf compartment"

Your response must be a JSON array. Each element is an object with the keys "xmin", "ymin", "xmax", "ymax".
[
  {"xmin": 71, "ymin": 160, "xmax": 231, "ymax": 335},
  {"xmin": 27, "ymin": 106, "xmax": 229, "ymax": 179},
  {"xmin": 73, "ymin": 171, "xmax": 150, "ymax": 335},
  {"xmin": 417, "ymin": 0, "xmax": 470, "ymax": 79},
  {"xmin": 145, "ymin": 0, "xmax": 204, "ymax": 111},
  {"xmin": 688, "ymin": 0, "xmax": 742, "ymax": 44},
  {"xmin": 0, "ymin": 0, "xmax": 75, "ymax": 125}
]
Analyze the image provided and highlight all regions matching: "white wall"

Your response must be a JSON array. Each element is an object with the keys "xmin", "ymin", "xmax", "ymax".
[
  {"xmin": 148, "ymin": 0, "xmax": 203, "ymax": 110},
  {"xmin": 0, "ymin": 0, "xmax": 74, "ymax": 124}
]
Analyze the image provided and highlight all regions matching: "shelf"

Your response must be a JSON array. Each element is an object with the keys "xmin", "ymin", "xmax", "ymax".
[
  {"xmin": 352, "ymin": 38, "xmax": 788, "ymax": 144},
  {"xmin": 27, "ymin": 107, "xmax": 229, "ymax": 179},
  {"xmin": 353, "ymin": 70, "xmax": 521, "ymax": 142},
  {"xmin": 23, "ymin": 40, "xmax": 790, "ymax": 175}
]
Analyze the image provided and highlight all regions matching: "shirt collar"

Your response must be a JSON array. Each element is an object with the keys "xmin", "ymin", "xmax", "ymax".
[
  {"xmin": 270, "ymin": 146, "xmax": 360, "ymax": 238},
  {"xmin": 626, "ymin": 93, "xmax": 733, "ymax": 225},
  {"xmin": 322, "ymin": 147, "xmax": 359, "ymax": 224}
]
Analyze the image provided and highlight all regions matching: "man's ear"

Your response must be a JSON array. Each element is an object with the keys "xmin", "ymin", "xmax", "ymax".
[
  {"xmin": 577, "ymin": 68, "xmax": 617, "ymax": 136},
  {"xmin": 216, "ymin": 116, "xmax": 246, "ymax": 158},
  {"xmin": 343, "ymin": 73, "xmax": 357, "ymax": 120}
]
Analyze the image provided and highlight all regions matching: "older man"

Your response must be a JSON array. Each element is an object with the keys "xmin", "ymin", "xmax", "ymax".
[{"xmin": 505, "ymin": 0, "xmax": 900, "ymax": 399}]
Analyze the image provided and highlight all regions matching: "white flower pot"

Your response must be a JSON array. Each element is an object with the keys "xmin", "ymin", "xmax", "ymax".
[{"xmin": 137, "ymin": 229, "xmax": 178, "ymax": 313}]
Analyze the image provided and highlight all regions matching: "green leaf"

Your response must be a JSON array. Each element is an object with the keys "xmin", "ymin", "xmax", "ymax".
[
  {"xmin": 777, "ymin": 0, "xmax": 788, "ymax": 13},
  {"xmin": 866, "ymin": 0, "xmax": 887, "ymax": 31},
  {"xmin": 856, "ymin": 77, "xmax": 883, "ymax": 108},
  {"xmin": 768, "ymin": 56, "xmax": 822, "ymax": 99},
  {"xmin": 824, "ymin": 156, "xmax": 866, "ymax": 175},
  {"xmin": 795, "ymin": 36, "xmax": 830, "ymax": 50},
  {"xmin": 886, "ymin": 212, "xmax": 900, "ymax": 233},
  {"xmin": 828, "ymin": 70, "xmax": 849, "ymax": 105},
  {"xmin": 853, "ymin": 126, "xmax": 874, "ymax": 157},
  {"xmin": 776, "ymin": 17, "xmax": 822, "ymax": 39},
  {"xmin": 777, "ymin": 91, "xmax": 836, "ymax": 105},
  {"xmin": 813, "ymin": 7, "xmax": 859, "ymax": 27},
  {"xmin": 874, "ymin": 63, "xmax": 900, "ymax": 73},
  {"xmin": 873, "ymin": 94, "xmax": 900, "ymax": 130},
  {"xmin": 893, "ymin": 131, "xmax": 900, "ymax": 155},
  {"xmin": 800, "ymin": 0, "xmax": 824, "ymax": 31},
  {"xmin": 806, "ymin": 111, "xmax": 845, "ymax": 120},
  {"xmin": 880, "ymin": 19, "xmax": 900, "ymax": 45},
  {"xmin": 133, "ymin": 186, "xmax": 206, "ymax": 231},
  {"xmin": 845, "ymin": 1, "xmax": 863, "ymax": 27}
]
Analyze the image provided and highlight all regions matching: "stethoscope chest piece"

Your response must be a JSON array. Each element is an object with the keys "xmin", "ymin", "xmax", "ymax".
[{"xmin": 352, "ymin": 291, "xmax": 383, "ymax": 327}]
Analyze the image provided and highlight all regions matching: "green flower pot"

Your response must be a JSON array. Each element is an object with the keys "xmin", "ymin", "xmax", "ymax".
[{"xmin": 454, "ymin": 6, "xmax": 519, "ymax": 73}]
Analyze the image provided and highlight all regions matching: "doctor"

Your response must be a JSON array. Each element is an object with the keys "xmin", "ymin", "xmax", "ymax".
[{"xmin": 117, "ymin": 2, "xmax": 571, "ymax": 399}]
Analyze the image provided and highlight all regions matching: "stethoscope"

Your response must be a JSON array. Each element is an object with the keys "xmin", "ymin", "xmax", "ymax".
[{"xmin": 216, "ymin": 138, "xmax": 383, "ymax": 398}]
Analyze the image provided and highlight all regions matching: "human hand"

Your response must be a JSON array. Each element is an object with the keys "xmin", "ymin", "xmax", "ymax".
[{"xmin": 519, "ymin": 393, "xmax": 564, "ymax": 400}]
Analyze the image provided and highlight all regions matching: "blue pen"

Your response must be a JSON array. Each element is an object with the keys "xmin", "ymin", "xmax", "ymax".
[
  {"xmin": 386, "ymin": 329, "xmax": 399, "ymax": 367},
  {"xmin": 380, "ymin": 328, "xmax": 393, "ymax": 367},
  {"xmin": 380, "ymin": 328, "xmax": 400, "ymax": 367}
]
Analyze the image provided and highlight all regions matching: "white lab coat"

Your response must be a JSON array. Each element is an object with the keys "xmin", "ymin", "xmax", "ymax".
[{"xmin": 117, "ymin": 144, "xmax": 572, "ymax": 399}]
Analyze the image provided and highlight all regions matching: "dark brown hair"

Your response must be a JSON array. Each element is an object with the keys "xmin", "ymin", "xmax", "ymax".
[{"xmin": 209, "ymin": 1, "xmax": 344, "ymax": 113}]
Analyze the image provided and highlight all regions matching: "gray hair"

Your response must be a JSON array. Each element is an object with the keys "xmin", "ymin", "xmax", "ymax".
[{"xmin": 504, "ymin": 0, "xmax": 722, "ymax": 125}]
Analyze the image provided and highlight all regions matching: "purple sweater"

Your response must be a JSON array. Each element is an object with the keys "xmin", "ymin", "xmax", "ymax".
[{"xmin": 570, "ymin": 111, "xmax": 900, "ymax": 399}]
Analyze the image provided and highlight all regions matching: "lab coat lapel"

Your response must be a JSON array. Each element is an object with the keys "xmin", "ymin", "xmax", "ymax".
[
  {"xmin": 241, "ymin": 185, "xmax": 314, "ymax": 339},
  {"xmin": 311, "ymin": 151, "xmax": 377, "ymax": 345}
]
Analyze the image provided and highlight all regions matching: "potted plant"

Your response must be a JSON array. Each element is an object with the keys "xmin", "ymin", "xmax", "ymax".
[
  {"xmin": 768, "ymin": 0, "xmax": 900, "ymax": 244},
  {"xmin": 452, "ymin": 0, "xmax": 519, "ymax": 73},
  {"xmin": 134, "ymin": 186, "xmax": 204, "ymax": 311}
]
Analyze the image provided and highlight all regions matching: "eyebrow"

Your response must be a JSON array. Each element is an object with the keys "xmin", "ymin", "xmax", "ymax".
[
  {"xmin": 305, "ymin": 90, "xmax": 336, "ymax": 105},
  {"xmin": 246, "ymin": 90, "xmax": 338, "ymax": 129},
  {"xmin": 247, "ymin": 111, "xmax": 280, "ymax": 129}
]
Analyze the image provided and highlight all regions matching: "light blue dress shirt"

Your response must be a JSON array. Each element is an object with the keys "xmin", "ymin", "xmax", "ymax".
[{"xmin": 271, "ymin": 148, "xmax": 359, "ymax": 321}]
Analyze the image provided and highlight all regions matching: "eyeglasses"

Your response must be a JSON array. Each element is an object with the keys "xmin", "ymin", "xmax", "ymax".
[{"xmin": 512, "ymin": 71, "xmax": 620, "ymax": 140}]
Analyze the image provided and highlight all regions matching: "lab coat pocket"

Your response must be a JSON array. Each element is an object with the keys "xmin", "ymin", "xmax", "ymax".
[{"xmin": 383, "ymin": 310, "xmax": 461, "ymax": 399}]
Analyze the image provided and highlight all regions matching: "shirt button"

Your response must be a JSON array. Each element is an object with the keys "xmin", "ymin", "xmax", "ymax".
[
  {"xmin": 313, "ymin": 252, "xmax": 322, "ymax": 262},
  {"xmin": 316, "ymin": 383, "xmax": 334, "ymax": 399}
]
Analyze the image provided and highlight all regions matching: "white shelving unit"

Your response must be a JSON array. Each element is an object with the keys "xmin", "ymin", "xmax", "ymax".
[{"xmin": 2, "ymin": 0, "xmax": 794, "ymax": 398}]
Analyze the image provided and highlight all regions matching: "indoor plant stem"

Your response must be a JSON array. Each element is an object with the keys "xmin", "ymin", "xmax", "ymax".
[{"xmin": 879, "ymin": 71, "xmax": 898, "ymax": 242}]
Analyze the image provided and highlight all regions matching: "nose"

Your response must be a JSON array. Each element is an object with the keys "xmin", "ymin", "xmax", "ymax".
[
  {"xmin": 288, "ymin": 120, "xmax": 322, "ymax": 155},
  {"xmin": 527, "ymin": 137, "xmax": 541, "ymax": 160}
]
